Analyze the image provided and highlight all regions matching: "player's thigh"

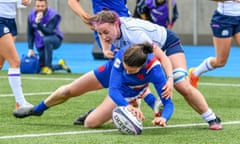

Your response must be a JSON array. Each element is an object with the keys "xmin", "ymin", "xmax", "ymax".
[
  {"xmin": 168, "ymin": 52, "xmax": 187, "ymax": 70},
  {"xmin": 85, "ymin": 96, "xmax": 116, "ymax": 127},
  {"xmin": 0, "ymin": 34, "xmax": 19, "ymax": 67},
  {"xmin": 213, "ymin": 36, "xmax": 232, "ymax": 62},
  {"xmin": 69, "ymin": 71, "xmax": 103, "ymax": 95},
  {"xmin": 0, "ymin": 55, "xmax": 5, "ymax": 67},
  {"xmin": 234, "ymin": 32, "xmax": 240, "ymax": 46},
  {"xmin": 0, "ymin": 36, "xmax": 16, "ymax": 68}
]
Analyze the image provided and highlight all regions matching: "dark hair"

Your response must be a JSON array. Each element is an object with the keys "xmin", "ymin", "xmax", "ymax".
[{"xmin": 123, "ymin": 43, "xmax": 153, "ymax": 67}]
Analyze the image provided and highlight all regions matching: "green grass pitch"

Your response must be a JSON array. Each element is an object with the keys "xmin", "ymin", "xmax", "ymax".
[{"xmin": 0, "ymin": 71, "xmax": 240, "ymax": 144}]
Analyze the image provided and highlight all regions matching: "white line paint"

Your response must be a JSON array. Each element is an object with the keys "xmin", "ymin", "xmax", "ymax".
[
  {"xmin": 1, "ymin": 76, "xmax": 240, "ymax": 87},
  {"xmin": 1, "ymin": 76, "xmax": 240, "ymax": 139},
  {"xmin": 0, "ymin": 76, "xmax": 239, "ymax": 98},
  {"xmin": 200, "ymin": 82, "xmax": 240, "ymax": 87},
  {"xmin": 0, "ymin": 92, "xmax": 52, "ymax": 97},
  {"xmin": 0, "ymin": 76, "xmax": 75, "ymax": 81},
  {"xmin": 0, "ymin": 120, "xmax": 240, "ymax": 139}
]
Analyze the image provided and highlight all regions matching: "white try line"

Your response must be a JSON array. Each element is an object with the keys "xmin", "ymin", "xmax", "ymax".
[
  {"xmin": 1, "ymin": 76, "xmax": 240, "ymax": 87},
  {"xmin": 0, "ymin": 82, "xmax": 239, "ymax": 97},
  {"xmin": 0, "ymin": 76, "xmax": 240, "ymax": 98},
  {"xmin": 0, "ymin": 76, "xmax": 75, "ymax": 81},
  {"xmin": 0, "ymin": 92, "xmax": 52, "ymax": 97},
  {"xmin": 1, "ymin": 75, "xmax": 240, "ymax": 87},
  {"xmin": 0, "ymin": 120, "xmax": 240, "ymax": 139}
]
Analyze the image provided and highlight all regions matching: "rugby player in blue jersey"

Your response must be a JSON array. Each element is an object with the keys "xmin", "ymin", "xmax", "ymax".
[
  {"xmin": 75, "ymin": 43, "xmax": 174, "ymax": 128},
  {"xmin": 68, "ymin": 0, "xmax": 173, "ymax": 124},
  {"xmin": 13, "ymin": 43, "xmax": 173, "ymax": 128},
  {"xmin": 13, "ymin": 0, "xmax": 173, "ymax": 128}
]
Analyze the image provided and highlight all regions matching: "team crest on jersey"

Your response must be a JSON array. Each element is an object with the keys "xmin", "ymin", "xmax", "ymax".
[
  {"xmin": 3, "ymin": 27, "xmax": 9, "ymax": 34},
  {"xmin": 98, "ymin": 65, "xmax": 106, "ymax": 72},
  {"xmin": 221, "ymin": 29, "xmax": 229, "ymax": 37},
  {"xmin": 114, "ymin": 58, "xmax": 121, "ymax": 68}
]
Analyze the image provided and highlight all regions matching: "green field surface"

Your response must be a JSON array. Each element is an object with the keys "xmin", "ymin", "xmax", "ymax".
[{"xmin": 0, "ymin": 71, "xmax": 240, "ymax": 144}]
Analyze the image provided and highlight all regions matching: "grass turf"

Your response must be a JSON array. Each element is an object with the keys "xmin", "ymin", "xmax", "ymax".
[{"xmin": 0, "ymin": 71, "xmax": 240, "ymax": 144}]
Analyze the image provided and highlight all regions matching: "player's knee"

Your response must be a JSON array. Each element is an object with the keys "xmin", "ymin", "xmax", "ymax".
[
  {"xmin": 8, "ymin": 59, "xmax": 20, "ymax": 68},
  {"xmin": 173, "ymin": 68, "xmax": 188, "ymax": 84},
  {"xmin": 84, "ymin": 119, "xmax": 100, "ymax": 128},
  {"xmin": 59, "ymin": 85, "xmax": 72, "ymax": 98},
  {"xmin": 215, "ymin": 60, "xmax": 227, "ymax": 67}
]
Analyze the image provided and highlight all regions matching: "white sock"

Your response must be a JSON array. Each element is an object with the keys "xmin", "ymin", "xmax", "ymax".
[
  {"xmin": 193, "ymin": 57, "xmax": 214, "ymax": 77},
  {"xmin": 8, "ymin": 68, "xmax": 27, "ymax": 106},
  {"xmin": 201, "ymin": 108, "xmax": 217, "ymax": 122}
]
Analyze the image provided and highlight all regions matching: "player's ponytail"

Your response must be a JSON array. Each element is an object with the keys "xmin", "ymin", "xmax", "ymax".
[
  {"xmin": 123, "ymin": 42, "xmax": 153, "ymax": 67},
  {"xmin": 141, "ymin": 42, "xmax": 153, "ymax": 54}
]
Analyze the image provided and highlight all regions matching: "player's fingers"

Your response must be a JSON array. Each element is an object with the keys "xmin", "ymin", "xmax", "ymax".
[
  {"xmin": 161, "ymin": 86, "xmax": 171, "ymax": 99},
  {"xmin": 134, "ymin": 109, "xmax": 144, "ymax": 120}
]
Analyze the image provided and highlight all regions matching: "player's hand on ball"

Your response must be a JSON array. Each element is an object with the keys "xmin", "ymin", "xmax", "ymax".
[
  {"xmin": 152, "ymin": 117, "xmax": 167, "ymax": 127},
  {"xmin": 126, "ymin": 105, "xmax": 145, "ymax": 121}
]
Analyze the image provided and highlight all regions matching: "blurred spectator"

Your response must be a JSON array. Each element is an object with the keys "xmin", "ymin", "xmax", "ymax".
[
  {"xmin": 134, "ymin": 0, "xmax": 178, "ymax": 29},
  {"xmin": 27, "ymin": 0, "xmax": 71, "ymax": 74}
]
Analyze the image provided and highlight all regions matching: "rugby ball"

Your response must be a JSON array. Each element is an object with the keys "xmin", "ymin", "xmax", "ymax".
[{"xmin": 112, "ymin": 106, "xmax": 143, "ymax": 135}]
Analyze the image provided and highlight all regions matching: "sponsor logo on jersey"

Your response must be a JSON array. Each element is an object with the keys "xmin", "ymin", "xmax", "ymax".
[{"xmin": 3, "ymin": 27, "xmax": 9, "ymax": 34}]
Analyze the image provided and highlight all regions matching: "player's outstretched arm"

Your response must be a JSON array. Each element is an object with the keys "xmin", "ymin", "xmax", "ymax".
[{"xmin": 68, "ymin": 0, "xmax": 93, "ymax": 29}]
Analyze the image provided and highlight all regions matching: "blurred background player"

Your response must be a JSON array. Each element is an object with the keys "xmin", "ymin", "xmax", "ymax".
[
  {"xmin": 133, "ymin": 0, "xmax": 178, "ymax": 29},
  {"xmin": 0, "ymin": 0, "xmax": 32, "ymax": 110},
  {"xmin": 27, "ymin": 0, "xmax": 71, "ymax": 75},
  {"xmin": 189, "ymin": 0, "xmax": 240, "ymax": 88}
]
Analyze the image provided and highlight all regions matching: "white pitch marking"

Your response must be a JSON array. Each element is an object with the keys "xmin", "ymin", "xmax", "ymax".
[
  {"xmin": 1, "ymin": 76, "xmax": 240, "ymax": 87},
  {"xmin": 0, "ymin": 121, "xmax": 240, "ymax": 139}
]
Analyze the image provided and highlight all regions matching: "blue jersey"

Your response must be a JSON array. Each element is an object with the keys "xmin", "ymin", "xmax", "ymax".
[
  {"xmin": 109, "ymin": 47, "xmax": 174, "ymax": 120},
  {"xmin": 92, "ymin": 0, "xmax": 130, "ymax": 17}
]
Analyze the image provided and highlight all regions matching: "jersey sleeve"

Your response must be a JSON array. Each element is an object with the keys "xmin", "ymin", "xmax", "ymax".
[
  {"xmin": 109, "ymin": 54, "xmax": 129, "ymax": 106},
  {"xmin": 150, "ymin": 66, "xmax": 174, "ymax": 121}
]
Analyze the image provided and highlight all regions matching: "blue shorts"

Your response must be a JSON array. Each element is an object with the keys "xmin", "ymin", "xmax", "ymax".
[
  {"xmin": 93, "ymin": 59, "xmax": 114, "ymax": 88},
  {"xmin": 162, "ymin": 29, "xmax": 184, "ymax": 56},
  {"xmin": 211, "ymin": 10, "xmax": 240, "ymax": 38},
  {"xmin": 0, "ymin": 17, "xmax": 17, "ymax": 37}
]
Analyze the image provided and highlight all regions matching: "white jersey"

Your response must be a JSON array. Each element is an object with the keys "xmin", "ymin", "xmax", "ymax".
[
  {"xmin": 113, "ymin": 17, "xmax": 167, "ymax": 49},
  {"xmin": 0, "ymin": 1, "xmax": 17, "ymax": 18},
  {"xmin": 217, "ymin": 1, "xmax": 240, "ymax": 16}
]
